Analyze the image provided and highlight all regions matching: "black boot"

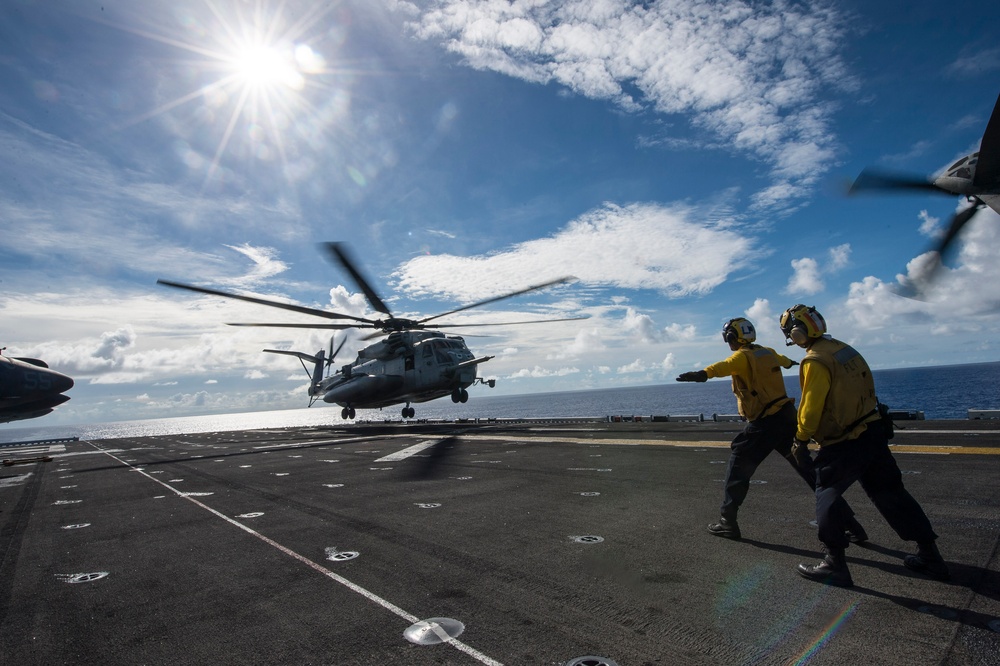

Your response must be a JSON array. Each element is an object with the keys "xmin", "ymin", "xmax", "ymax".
[
  {"xmin": 707, "ymin": 517, "xmax": 741, "ymax": 540},
  {"xmin": 904, "ymin": 541, "xmax": 950, "ymax": 580},
  {"xmin": 797, "ymin": 549, "xmax": 853, "ymax": 587},
  {"xmin": 844, "ymin": 516, "xmax": 868, "ymax": 544}
]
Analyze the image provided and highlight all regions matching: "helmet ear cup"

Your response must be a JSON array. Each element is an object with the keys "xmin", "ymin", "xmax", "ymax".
[{"xmin": 789, "ymin": 325, "xmax": 808, "ymax": 345}]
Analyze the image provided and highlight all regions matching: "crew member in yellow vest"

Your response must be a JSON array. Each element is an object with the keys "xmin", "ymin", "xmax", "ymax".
[
  {"xmin": 780, "ymin": 304, "xmax": 948, "ymax": 587},
  {"xmin": 677, "ymin": 317, "xmax": 866, "ymax": 541}
]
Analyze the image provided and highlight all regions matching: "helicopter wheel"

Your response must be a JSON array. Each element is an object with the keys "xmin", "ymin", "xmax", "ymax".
[
  {"xmin": 460, "ymin": 388, "xmax": 469, "ymax": 403},
  {"xmin": 402, "ymin": 406, "xmax": 415, "ymax": 418},
  {"xmin": 341, "ymin": 407, "xmax": 349, "ymax": 419},
  {"xmin": 451, "ymin": 389, "xmax": 461, "ymax": 403},
  {"xmin": 349, "ymin": 407, "xmax": 356, "ymax": 419}
]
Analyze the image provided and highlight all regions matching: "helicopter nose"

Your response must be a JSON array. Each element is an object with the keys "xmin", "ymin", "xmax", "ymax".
[{"xmin": 53, "ymin": 371, "xmax": 74, "ymax": 394}]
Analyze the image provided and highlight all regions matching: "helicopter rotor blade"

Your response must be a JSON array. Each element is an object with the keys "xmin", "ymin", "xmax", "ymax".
[
  {"xmin": 321, "ymin": 242, "xmax": 393, "ymax": 317},
  {"xmin": 417, "ymin": 276, "xmax": 577, "ymax": 326},
  {"xmin": 848, "ymin": 169, "xmax": 949, "ymax": 195},
  {"xmin": 157, "ymin": 279, "xmax": 375, "ymax": 325},
  {"xmin": 428, "ymin": 315, "xmax": 590, "ymax": 328},
  {"xmin": 936, "ymin": 198, "xmax": 985, "ymax": 261},
  {"xmin": 891, "ymin": 199, "xmax": 986, "ymax": 300},
  {"xmin": 224, "ymin": 322, "xmax": 371, "ymax": 330}
]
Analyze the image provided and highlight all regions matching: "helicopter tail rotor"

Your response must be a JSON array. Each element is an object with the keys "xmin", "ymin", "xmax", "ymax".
[{"xmin": 327, "ymin": 335, "xmax": 349, "ymax": 376}]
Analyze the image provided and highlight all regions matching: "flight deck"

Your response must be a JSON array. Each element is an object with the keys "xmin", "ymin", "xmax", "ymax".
[{"xmin": 1, "ymin": 419, "xmax": 998, "ymax": 665}]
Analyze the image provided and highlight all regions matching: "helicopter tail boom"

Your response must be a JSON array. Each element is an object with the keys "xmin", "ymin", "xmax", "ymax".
[{"xmin": 264, "ymin": 348, "xmax": 327, "ymax": 399}]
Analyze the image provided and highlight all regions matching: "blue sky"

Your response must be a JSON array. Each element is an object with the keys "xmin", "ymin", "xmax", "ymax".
[{"xmin": 2, "ymin": 0, "xmax": 998, "ymax": 427}]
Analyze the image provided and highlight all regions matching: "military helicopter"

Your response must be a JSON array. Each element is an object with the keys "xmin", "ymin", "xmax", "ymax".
[
  {"xmin": 0, "ymin": 348, "xmax": 75, "ymax": 424},
  {"xmin": 849, "ymin": 91, "xmax": 1000, "ymax": 290},
  {"xmin": 158, "ymin": 243, "xmax": 584, "ymax": 419}
]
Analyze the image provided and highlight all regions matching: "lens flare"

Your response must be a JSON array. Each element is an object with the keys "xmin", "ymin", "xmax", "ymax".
[{"xmin": 790, "ymin": 601, "xmax": 860, "ymax": 665}]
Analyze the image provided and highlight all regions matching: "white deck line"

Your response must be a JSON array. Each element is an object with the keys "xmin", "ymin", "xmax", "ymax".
[{"xmin": 87, "ymin": 442, "xmax": 505, "ymax": 666}]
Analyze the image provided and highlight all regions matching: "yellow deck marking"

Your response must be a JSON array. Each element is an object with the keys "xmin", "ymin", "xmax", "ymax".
[{"xmin": 460, "ymin": 434, "xmax": 1000, "ymax": 454}]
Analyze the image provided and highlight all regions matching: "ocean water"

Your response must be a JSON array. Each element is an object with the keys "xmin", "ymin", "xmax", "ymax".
[{"xmin": 2, "ymin": 361, "xmax": 998, "ymax": 443}]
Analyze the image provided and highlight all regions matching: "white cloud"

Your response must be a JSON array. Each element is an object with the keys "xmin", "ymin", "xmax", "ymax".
[
  {"xmin": 663, "ymin": 322, "xmax": 697, "ymax": 342},
  {"xmin": 828, "ymin": 243, "xmax": 851, "ymax": 270},
  {"xmin": 622, "ymin": 307, "xmax": 661, "ymax": 343},
  {"xmin": 550, "ymin": 328, "xmax": 605, "ymax": 359},
  {"xmin": 744, "ymin": 297, "xmax": 788, "ymax": 349},
  {"xmin": 617, "ymin": 359, "xmax": 646, "ymax": 373},
  {"xmin": 946, "ymin": 47, "xmax": 1000, "ymax": 76},
  {"xmin": 93, "ymin": 326, "xmax": 137, "ymax": 364},
  {"xmin": 394, "ymin": 202, "xmax": 757, "ymax": 302},
  {"xmin": 918, "ymin": 210, "xmax": 941, "ymax": 238},
  {"xmin": 508, "ymin": 365, "xmax": 580, "ymax": 378},
  {"xmin": 661, "ymin": 352, "xmax": 677, "ymax": 373},
  {"xmin": 222, "ymin": 243, "xmax": 289, "ymax": 286},
  {"xmin": 406, "ymin": 0, "xmax": 852, "ymax": 209},
  {"xmin": 786, "ymin": 243, "xmax": 853, "ymax": 295},
  {"xmin": 844, "ymin": 208, "xmax": 1000, "ymax": 330},
  {"xmin": 745, "ymin": 297, "xmax": 773, "ymax": 324},
  {"xmin": 786, "ymin": 257, "xmax": 823, "ymax": 294},
  {"xmin": 328, "ymin": 285, "xmax": 371, "ymax": 316}
]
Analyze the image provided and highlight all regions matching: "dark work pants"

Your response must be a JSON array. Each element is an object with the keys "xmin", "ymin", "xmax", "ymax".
[
  {"xmin": 813, "ymin": 421, "xmax": 937, "ymax": 551},
  {"xmin": 720, "ymin": 402, "xmax": 856, "ymax": 525}
]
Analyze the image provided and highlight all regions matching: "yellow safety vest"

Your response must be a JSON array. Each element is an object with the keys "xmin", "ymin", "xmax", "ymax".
[
  {"xmin": 802, "ymin": 337, "xmax": 879, "ymax": 445},
  {"xmin": 732, "ymin": 345, "xmax": 792, "ymax": 422}
]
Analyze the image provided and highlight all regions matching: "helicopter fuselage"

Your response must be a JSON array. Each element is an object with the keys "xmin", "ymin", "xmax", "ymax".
[{"xmin": 315, "ymin": 330, "xmax": 493, "ymax": 412}]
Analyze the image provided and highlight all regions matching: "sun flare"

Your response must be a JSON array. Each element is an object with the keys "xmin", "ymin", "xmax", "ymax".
[
  {"xmin": 120, "ymin": 1, "xmax": 337, "ymax": 186},
  {"xmin": 230, "ymin": 43, "xmax": 306, "ymax": 91}
]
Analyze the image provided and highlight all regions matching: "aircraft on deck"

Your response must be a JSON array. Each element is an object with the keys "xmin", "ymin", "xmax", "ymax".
[
  {"xmin": 159, "ymin": 243, "xmax": 584, "ymax": 419},
  {"xmin": 0, "ymin": 349, "xmax": 75, "ymax": 423}
]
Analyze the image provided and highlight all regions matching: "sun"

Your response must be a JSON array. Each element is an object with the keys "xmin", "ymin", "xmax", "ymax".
[
  {"xmin": 116, "ymin": 1, "xmax": 336, "ymax": 185},
  {"xmin": 231, "ymin": 44, "xmax": 301, "ymax": 90}
]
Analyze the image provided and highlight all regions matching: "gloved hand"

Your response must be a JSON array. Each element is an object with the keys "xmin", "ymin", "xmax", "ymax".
[
  {"xmin": 791, "ymin": 437, "xmax": 811, "ymax": 466},
  {"xmin": 676, "ymin": 370, "xmax": 708, "ymax": 382},
  {"xmin": 788, "ymin": 360, "xmax": 799, "ymax": 367}
]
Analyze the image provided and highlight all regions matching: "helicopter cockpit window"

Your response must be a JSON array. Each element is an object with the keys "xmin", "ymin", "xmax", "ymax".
[{"xmin": 947, "ymin": 152, "xmax": 978, "ymax": 178}]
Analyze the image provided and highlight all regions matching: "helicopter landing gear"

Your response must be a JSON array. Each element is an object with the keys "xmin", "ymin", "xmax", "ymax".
[
  {"xmin": 401, "ymin": 404, "xmax": 415, "ymax": 419},
  {"xmin": 341, "ymin": 406, "xmax": 356, "ymax": 420},
  {"xmin": 450, "ymin": 388, "xmax": 469, "ymax": 403}
]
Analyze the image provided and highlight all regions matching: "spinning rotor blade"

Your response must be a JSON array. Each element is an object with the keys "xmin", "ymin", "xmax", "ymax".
[
  {"xmin": 429, "ymin": 315, "xmax": 590, "ymax": 328},
  {"xmin": 418, "ymin": 276, "xmax": 577, "ymax": 325},
  {"xmin": 848, "ymin": 169, "xmax": 948, "ymax": 195},
  {"xmin": 936, "ymin": 198, "xmax": 985, "ymax": 260},
  {"xmin": 321, "ymin": 242, "xmax": 393, "ymax": 316},
  {"xmin": 225, "ymin": 322, "xmax": 368, "ymax": 330},
  {"xmin": 157, "ymin": 279, "xmax": 374, "ymax": 325},
  {"xmin": 891, "ymin": 200, "xmax": 986, "ymax": 301}
]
